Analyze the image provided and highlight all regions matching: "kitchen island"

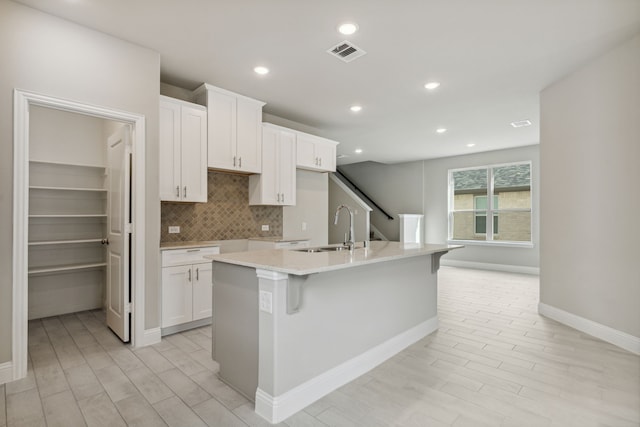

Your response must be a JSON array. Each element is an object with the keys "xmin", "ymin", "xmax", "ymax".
[{"xmin": 207, "ymin": 241, "xmax": 461, "ymax": 424}]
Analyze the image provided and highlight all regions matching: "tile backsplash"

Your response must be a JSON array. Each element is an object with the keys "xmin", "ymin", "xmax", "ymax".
[{"xmin": 161, "ymin": 171, "xmax": 282, "ymax": 243}]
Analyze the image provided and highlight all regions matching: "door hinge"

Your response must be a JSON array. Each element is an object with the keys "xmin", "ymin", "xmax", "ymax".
[
  {"xmin": 126, "ymin": 223, "xmax": 133, "ymax": 234},
  {"xmin": 125, "ymin": 302, "xmax": 132, "ymax": 314}
]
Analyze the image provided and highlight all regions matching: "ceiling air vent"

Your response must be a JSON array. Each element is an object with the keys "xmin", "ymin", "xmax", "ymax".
[{"xmin": 327, "ymin": 40, "xmax": 367, "ymax": 63}]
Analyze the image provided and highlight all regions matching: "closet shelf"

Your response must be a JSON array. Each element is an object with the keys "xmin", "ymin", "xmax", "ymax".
[
  {"xmin": 29, "ymin": 186, "xmax": 107, "ymax": 192},
  {"xmin": 29, "ymin": 214, "xmax": 107, "ymax": 218},
  {"xmin": 28, "ymin": 262, "xmax": 107, "ymax": 275},
  {"xmin": 28, "ymin": 239, "xmax": 105, "ymax": 246},
  {"xmin": 29, "ymin": 159, "xmax": 107, "ymax": 169}
]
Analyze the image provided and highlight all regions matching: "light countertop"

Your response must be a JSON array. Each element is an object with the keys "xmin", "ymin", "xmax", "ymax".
[
  {"xmin": 160, "ymin": 241, "xmax": 221, "ymax": 250},
  {"xmin": 247, "ymin": 237, "xmax": 310, "ymax": 242},
  {"xmin": 205, "ymin": 241, "xmax": 462, "ymax": 276}
]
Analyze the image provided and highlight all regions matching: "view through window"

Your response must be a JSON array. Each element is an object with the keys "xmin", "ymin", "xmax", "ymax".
[{"xmin": 448, "ymin": 162, "xmax": 531, "ymax": 243}]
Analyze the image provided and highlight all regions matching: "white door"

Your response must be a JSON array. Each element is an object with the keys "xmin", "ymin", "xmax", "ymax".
[
  {"xmin": 192, "ymin": 262, "xmax": 213, "ymax": 321},
  {"xmin": 161, "ymin": 265, "xmax": 193, "ymax": 327},
  {"xmin": 106, "ymin": 126, "xmax": 131, "ymax": 342}
]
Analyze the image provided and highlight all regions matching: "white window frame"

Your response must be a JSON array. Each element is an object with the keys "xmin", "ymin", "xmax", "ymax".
[{"xmin": 447, "ymin": 161, "xmax": 533, "ymax": 247}]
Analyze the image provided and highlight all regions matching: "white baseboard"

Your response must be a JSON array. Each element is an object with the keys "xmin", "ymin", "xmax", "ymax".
[
  {"xmin": 255, "ymin": 316, "xmax": 439, "ymax": 424},
  {"xmin": 440, "ymin": 259, "xmax": 539, "ymax": 275},
  {"xmin": 0, "ymin": 361, "xmax": 14, "ymax": 385},
  {"xmin": 137, "ymin": 327, "xmax": 161, "ymax": 348},
  {"xmin": 538, "ymin": 303, "xmax": 640, "ymax": 355}
]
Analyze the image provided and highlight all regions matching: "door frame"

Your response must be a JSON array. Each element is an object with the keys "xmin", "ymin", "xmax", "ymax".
[{"xmin": 12, "ymin": 89, "xmax": 147, "ymax": 381}]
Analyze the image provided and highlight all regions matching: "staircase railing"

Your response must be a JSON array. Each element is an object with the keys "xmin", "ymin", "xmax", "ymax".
[{"xmin": 334, "ymin": 169, "xmax": 395, "ymax": 221}]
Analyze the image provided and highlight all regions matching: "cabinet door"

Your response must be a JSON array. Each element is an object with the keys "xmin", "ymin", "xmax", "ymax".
[
  {"xmin": 250, "ymin": 126, "xmax": 278, "ymax": 205},
  {"xmin": 314, "ymin": 140, "xmax": 337, "ymax": 172},
  {"xmin": 278, "ymin": 130, "xmax": 297, "ymax": 205},
  {"xmin": 180, "ymin": 106, "xmax": 208, "ymax": 202},
  {"xmin": 161, "ymin": 265, "xmax": 193, "ymax": 327},
  {"xmin": 236, "ymin": 98, "xmax": 262, "ymax": 173},
  {"xmin": 207, "ymin": 91, "xmax": 237, "ymax": 171},
  {"xmin": 295, "ymin": 133, "xmax": 317, "ymax": 170},
  {"xmin": 192, "ymin": 262, "xmax": 213, "ymax": 321},
  {"xmin": 159, "ymin": 99, "xmax": 181, "ymax": 201}
]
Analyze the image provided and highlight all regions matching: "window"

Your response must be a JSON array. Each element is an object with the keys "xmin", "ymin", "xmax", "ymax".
[
  {"xmin": 448, "ymin": 162, "xmax": 531, "ymax": 244},
  {"xmin": 474, "ymin": 195, "xmax": 498, "ymax": 234}
]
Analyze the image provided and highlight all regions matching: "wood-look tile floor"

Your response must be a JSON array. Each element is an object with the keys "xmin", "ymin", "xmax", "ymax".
[{"xmin": 1, "ymin": 267, "xmax": 639, "ymax": 426}]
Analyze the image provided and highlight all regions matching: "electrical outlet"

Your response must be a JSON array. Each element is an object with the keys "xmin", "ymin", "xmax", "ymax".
[
  {"xmin": 261, "ymin": 224, "xmax": 269, "ymax": 231},
  {"xmin": 168, "ymin": 226, "xmax": 180, "ymax": 234},
  {"xmin": 301, "ymin": 222, "xmax": 307, "ymax": 231},
  {"xmin": 259, "ymin": 291, "xmax": 273, "ymax": 314}
]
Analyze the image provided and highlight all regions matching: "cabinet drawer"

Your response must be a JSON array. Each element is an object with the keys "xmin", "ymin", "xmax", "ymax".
[{"xmin": 162, "ymin": 246, "xmax": 220, "ymax": 267}]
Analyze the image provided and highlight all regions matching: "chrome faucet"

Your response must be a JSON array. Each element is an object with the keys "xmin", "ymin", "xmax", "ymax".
[{"xmin": 334, "ymin": 204, "xmax": 355, "ymax": 250}]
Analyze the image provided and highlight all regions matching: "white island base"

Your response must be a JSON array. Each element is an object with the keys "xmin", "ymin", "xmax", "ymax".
[{"xmin": 209, "ymin": 242, "xmax": 459, "ymax": 424}]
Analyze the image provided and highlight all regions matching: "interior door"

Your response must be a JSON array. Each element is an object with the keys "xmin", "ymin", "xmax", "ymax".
[{"xmin": 106, "ymin": 125, "xmax": 131, "ymax": 342}]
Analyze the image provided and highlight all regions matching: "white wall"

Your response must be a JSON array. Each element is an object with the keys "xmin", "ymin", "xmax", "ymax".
[
  {"xmin": 540, "ymin": 34, "xmax": 640, "ymax": 339},
  {"xmin": 283, "ymin": 170, "xmax": 329, "ymax": 247},
  {"xmin": 339, "ymin": 161, "xmax": 424, "ymax": 241},
  {"xmin": 0, "ymin": 1, "xmax": 160, "ymax": 363},
  {"xmin": 423, "ymin": 145, "xmax": 540, "ymax": 271},
  {"xmin": 328, "ymin": 175, "xmax": 371, "ymax": 245},
  {"xmin": 338, "ymin": 145, "xmax": 540, "ymax": 271}
]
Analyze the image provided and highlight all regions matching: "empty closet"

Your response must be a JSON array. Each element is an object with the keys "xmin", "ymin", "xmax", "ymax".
[{"xmin": 27, "ymin": 106, "xmax": 123, "ymax": 321}]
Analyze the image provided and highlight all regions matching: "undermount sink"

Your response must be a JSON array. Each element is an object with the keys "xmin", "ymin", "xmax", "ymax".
[{"xmin": 294, "ymin": 245, "xmax": 350, "ymax": 253}]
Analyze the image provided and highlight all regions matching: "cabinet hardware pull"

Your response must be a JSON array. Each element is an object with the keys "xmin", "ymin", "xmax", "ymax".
[
  {"xmin": 188, "ymin": 269, "xmax": 192, "ymax": 282},
  {"xmin": 281, "ymin": 193, "xmax": 284, "ymax": 203},
  {"xmin": 319, "ymin": 157, "xmax": 322, "ymax": 167},
  {"xmin": 184, "ymin": 186, "xmax": 187, "ymax": 198},
  {"xmin": 101, "ymin": 238, "xmax": 109, "ymax": 245},
  {"xmin": 196, "ymin": 268, "xmax": 199, "ymax": 281},
  {"xmin": 239, "ymin": 157, "xmax": 242, "ymax": 168},
  {"xmin": 176, "ymin": 186, "xmax": 180, "ymax": 198},
  {"xmin": 233, "ymin": 156, "xmax": 236, "ymax": 167},
  {"xmin": 186, "ymin": 249, "xmax": 200, "ymax": 252}
]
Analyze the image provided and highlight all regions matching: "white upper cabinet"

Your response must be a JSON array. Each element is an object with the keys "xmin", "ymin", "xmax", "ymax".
[
  {"xmin": 296, "ymin": 132, "xmax": 339, "ymax": 172},
  {"xmin": 159, "ymin": 96, "xmax": 207, "ymax": 202},
  {"xmin": 249, "ymin": 124, "xmax": 296, "ymax": 206},
  {"xmin": 194, "ymin": 84, "xmax": 265, "ymax": 174}
]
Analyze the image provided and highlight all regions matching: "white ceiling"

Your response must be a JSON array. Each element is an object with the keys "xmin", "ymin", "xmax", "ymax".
[{"xmin": 13, "ymin": 0, "xmax": 640, "ymax": 165}]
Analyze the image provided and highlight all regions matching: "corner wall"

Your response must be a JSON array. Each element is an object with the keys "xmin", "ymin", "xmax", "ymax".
[
  {"xmin": 0, "ymin": 2, "xmax": 161, "ymax": 364},
  {"xmin": 540, "ymin": 34, "xmax": 640, "ymax": 341}
]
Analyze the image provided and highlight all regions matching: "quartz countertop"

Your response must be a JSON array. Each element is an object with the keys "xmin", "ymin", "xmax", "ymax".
[
  {"xmin": 247, "ymin": 237, "xmax": 310, "ymax": 242},
  {"xmin": 160, "ymin": 241, "xmax": 221, "ymax": 250},
  {"xmin": 205, "ymin": 241, "xmax": 462, "ymax": 276}
]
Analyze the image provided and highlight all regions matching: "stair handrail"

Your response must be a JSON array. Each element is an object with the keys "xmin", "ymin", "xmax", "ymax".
[{"xmin": 334, "ymin": 169, "xmax": 395, "ymax": 220}]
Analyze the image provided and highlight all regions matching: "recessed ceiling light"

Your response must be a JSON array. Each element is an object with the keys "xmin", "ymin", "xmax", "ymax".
[
  {"xmin": 466, "ymin": 143, "xmax": 476, "ymax": 147},
  {"xmin": 338, "ymin": 22, "xmax": 358, "ymax": 35},
  {"xmin": 424, "ymin": 82, "xmax": 440, "ymax": 90},
  {"xmin": 511, "ymin": 119, "xmax": 532, "ymax": 128},
  {"xmin": 350, "ymin": 105, "xmax": 362, "ymax": 112},
  {"xmin": 354, "ymin": 148, "xmax": 363, "ymax": 154},
  {"xmin": 253, "ymin": 66, "xmax": 269, "ymax": 75},
  {"xmin": 436, "ymin": 128, "xmax": 447, "ymax": 134}
]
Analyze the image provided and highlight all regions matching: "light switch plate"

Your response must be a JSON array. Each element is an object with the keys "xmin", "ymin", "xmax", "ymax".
[
  {"xmin": 259, "ymin": 291, "xmax": 273, "ymax": 314},
  {"xmin": 261, "ymin": 224, "xmax": 269, "ymax": 231},
  {"xmin": 168, "ymin": 226, "xmax": 180, "ymax": 234}
]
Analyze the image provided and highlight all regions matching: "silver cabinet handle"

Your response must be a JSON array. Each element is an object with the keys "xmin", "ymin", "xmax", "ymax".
[
  {"xmin": 184, "ymin": 186, "xmax": 187, "ymax": 198},
  {"xmin": 233, "ymin": 156, "xmax": 236, "ymax": 167},
  {"xmin": 196, "ymin": 268, "xmax": 199, "ymax": 281},
  {"xmin": 239, "ymin": 157, "xmax": 242, "ymax": 168},
  {"xmin": 176, "ymin": 186, "xmax": 180, "ymax": 198},
  {"xmin": 319, "ymin": 157, "xmax": 322, "ymax": 167},
  {"xmin": 186, "ymin": 248, "xmax": 200, "ymax": 252},
  {"xmin": 281, "ymin": 193, "xmax": 284, "ymax": 203},
  {"xmin": 188, "ymin": 268, "xmax": 192, "ymax": 282}
]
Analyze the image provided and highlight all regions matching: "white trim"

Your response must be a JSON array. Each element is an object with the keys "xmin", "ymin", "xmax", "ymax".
[
  {"xmin": 538, "ymin": 303, "xmax": 640, "ymax": 355},
  {"xmin": 0, "ymin": 362, "xmax": 13, "ymax": 385},
  {"xmin": 255, "ymin": 316, "xmax": 439, "ymax": 424},
  {"xmin": 11, "ymin": 89, "xmax": 148, "ymax": 384},
  {"xmin": 440, "ymin": 259, "xmax": 539, "ymax": 275},
  {"xmin": 140, "ymin": 328, "xmax": 162, "ymax": 346},
  {"xmin": 447, "ymin": 239, "xmax": 534, "ymax": 249}
]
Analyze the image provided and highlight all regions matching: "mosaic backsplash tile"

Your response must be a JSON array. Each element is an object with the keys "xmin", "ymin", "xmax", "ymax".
[{"xmin": 161, "ymin": 171, "xmax": 282, "ymax": 243}]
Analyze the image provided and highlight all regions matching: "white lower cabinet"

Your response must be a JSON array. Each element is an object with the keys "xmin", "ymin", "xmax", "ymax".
[{"xmin": 161, "ymin": 246, "xmax": 219, "ymax": 331}]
